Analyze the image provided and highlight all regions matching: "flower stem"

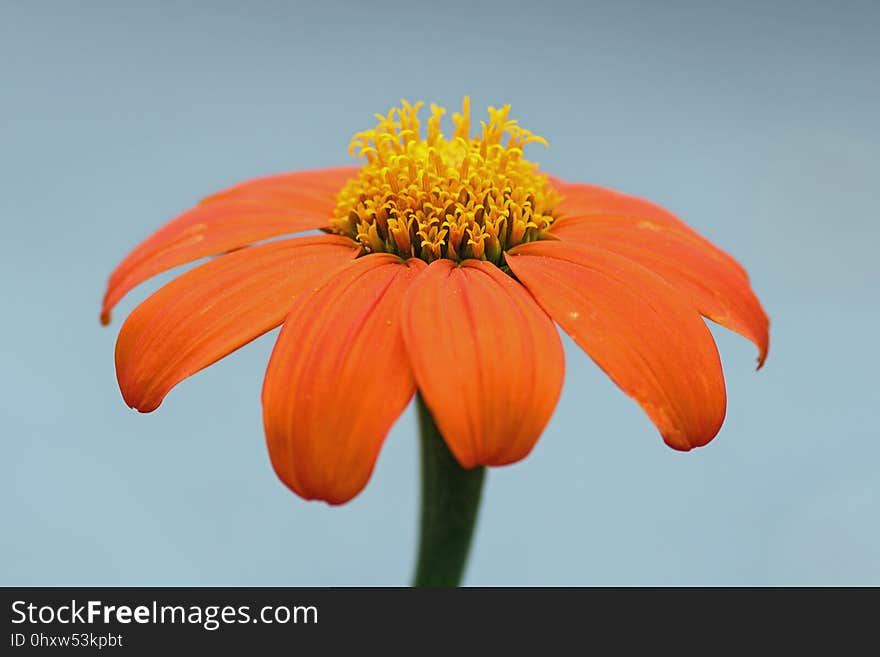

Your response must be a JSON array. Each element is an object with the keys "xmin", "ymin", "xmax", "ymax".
[{"xmin": 412, "ymin": 394, "xmax": 486, "ymax": 587}]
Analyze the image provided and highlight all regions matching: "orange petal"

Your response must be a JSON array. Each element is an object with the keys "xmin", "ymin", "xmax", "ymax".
[
  {"xmin": 506, "ymin": 240, "xmax": 726, "ymax": 451},
  {"xmin": 551, "ymin": 215, "xmax": 769, "ymax": 367},
  {"xmin": 262, "ymin": 254, "xmax": 426, "ymax": 504},
  {"xmin": 116, "ymin": 234, "xmax": 357, "ymax": 412},
  {"xmin": 200, "ymin": 166, "xmax": 358, "ymax": 204},
  {"xmin": 101, "ymin": 166, "xmax": 359, "ymax": 325},
  {"xmin": 550, "ymin": 178, "xmax": 752, "ymax": 282},
  {"xmin": 401, "ymin": 259, "xmax": 564, "ymax": 468}
]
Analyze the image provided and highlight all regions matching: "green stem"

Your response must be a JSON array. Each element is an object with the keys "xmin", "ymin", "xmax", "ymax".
[{"xmin": 412, "ymin": 394, "xmax": 486, "ymax": 587}]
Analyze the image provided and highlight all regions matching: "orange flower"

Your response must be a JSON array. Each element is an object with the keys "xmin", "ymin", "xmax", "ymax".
[{"xmin": 102, "ymin": 98, "xmax": 768, "ymax": 505}]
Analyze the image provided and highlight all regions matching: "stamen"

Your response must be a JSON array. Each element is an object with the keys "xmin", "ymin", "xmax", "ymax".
[{"xmin": 330, "ymin": 97, "xmax": 559, "ymax": 265}]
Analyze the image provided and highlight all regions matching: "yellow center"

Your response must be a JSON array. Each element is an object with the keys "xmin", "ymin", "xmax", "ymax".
[{"xmin": 329, "ymin": 98, "xmax": 559, "ymax": 266}]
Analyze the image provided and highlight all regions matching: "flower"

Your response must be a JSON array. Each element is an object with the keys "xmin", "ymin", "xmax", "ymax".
[{"xmin": 102, "ymin": 98, "xmax": 768, "ymax": 505}]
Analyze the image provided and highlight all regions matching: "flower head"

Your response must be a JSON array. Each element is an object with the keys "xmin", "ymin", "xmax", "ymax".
[
  {"xmin": 102, "ymin": 98, "xmax": 769, "ymax": 504},
  {"xmin": 330, "ymin": 98, "xmax": 557, "ymax": 264}
]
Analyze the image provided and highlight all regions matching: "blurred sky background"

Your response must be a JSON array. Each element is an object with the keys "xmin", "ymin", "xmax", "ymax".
[{"xmin": 2, "ymin": 0, "xmax": 878, "ymax": 585}]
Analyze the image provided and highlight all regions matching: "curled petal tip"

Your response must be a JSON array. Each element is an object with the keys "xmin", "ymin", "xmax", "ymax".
[
  {"xmin": 120, "ymin": 385, "xmax": 160, "ymax": 413},
  {"xmin": 756, "ymin": 340, "xmax": 769, "ymax": 370},
  {"xmin": 100, "ymin": 309, "xmax": 111, "ymax": 326},
  {"xmin": 667, "ymin": 441, "xmax": 693, "ymax": 453},
  {"xmin": 664, "ymin": 427, "xmax": 718, "ymax": 452}
]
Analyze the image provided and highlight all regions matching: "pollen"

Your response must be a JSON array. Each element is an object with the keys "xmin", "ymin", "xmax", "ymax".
[{"xmin": 329, "ymin": 98, "xmax": 559, "ymax": 266}]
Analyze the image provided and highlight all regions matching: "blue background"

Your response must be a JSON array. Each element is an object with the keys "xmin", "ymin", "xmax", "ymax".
[{"xmin": 2, "ymin": 0, "xmax": 878, "ymax": 585}]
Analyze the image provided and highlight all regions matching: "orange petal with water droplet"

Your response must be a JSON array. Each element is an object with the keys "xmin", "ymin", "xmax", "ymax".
[
  {"xmin": 551, "ymin": 179, "xmax": 751, "ymax": 277},
  {"xmin": 507, "ymin": 240, "xmax": 726, "ymax": 451},
  {"xmin": 551, "ymin": 215, "xmax": 769, "ymax": 368}
]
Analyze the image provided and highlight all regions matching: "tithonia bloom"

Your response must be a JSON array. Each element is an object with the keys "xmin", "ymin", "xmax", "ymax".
[{"xmin": 102, "ymin": 99, "xmax": 768, "ymax": 505}]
